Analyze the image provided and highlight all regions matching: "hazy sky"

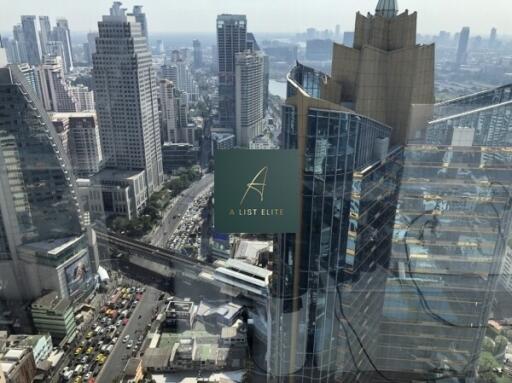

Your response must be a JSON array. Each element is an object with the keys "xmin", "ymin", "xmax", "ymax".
[{"xmin": 2, "ymin": 0, "xmax": 512, "ymax": 36}]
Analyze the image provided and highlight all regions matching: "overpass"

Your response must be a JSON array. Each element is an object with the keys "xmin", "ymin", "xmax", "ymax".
[{"xmin": 94, "ymin": 229, "xmax": 267, "ymax": 305}]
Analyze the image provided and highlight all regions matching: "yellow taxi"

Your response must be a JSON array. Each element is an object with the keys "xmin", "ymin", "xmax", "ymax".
[{"xmin": 86, "ymin": 347, "xmax": 94, "ymax": 354}]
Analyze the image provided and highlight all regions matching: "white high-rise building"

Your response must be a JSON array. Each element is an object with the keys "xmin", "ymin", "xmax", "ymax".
[
  {"xmin": 159, "ymin": 79, "xmax": 178, "ymax": 143},
  {"xmin": 37, "ymin": 56, "xmax": 77, "ymax": 112},
  {"xmin": 37, "ymin": 56, "xmax": 78, "ymax": 112},
  {"xmin": 235, "ymin": 50, "xmax": 265, "ymax": 147},
  {"xmin": 51, "ymin": 112, "xmax": 103, "ymax": 177},
  {"xmin": 70, "ymin": 84, "xmax": 95, "ymax": 112},
  {"xmin": 93, "ymin": 1, "xmax": 163, "ymax": 195}
]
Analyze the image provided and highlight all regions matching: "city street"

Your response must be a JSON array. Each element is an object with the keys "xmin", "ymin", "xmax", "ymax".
[
  {"xmin": 96, "ymin": 286, "xmax": 160, "ymax": 383},
  {"xmin": 150, "ymin": 173, "xmax": 213, "ymax": 248}
]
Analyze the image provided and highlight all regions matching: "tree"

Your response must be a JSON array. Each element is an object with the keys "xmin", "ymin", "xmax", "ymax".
[
  {"xmin": 503, "ymin": 329, "xmax": 512, "ymax": 342},
  {"xmin": 494, "ymin": 335, "xmax": 508, "ymax": 357},
  {"xmin": 479, "ymin": 352, "xmax": 500, "ymax": 383},
  {"xmin": 483, "ymin": 337, "xmax": 497, "ymax": 354}
]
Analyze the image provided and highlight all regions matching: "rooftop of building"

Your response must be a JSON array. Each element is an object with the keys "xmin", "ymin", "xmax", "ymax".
[
  {"xmin": 124, "ymin": 357, "xmax": 142, "ymax": 376},
  {"xmin": 50, "ymin": 112, "xmax": 96, "ymax": 120},
  {"xmin": 211, "ymin": 132, "xmax": 235, "ymax": 141},
  {"xmin": 6, "ymin": 334, "xmax": 50, "ymax": 350},
  {"xmin": 166, "ymin": 298, "xmax": 195, "ymax": 314},
  {"xmin": 31, "ymin": 291, "xmax": 71, "ymax": 312},
  {"xmin": 20, "ymin": 236, "xmax": 82, "ymax": 256},
  {"xmin": 91, "ymin": 168, "xmax": 146, "ymax": 182},
  {"xmin": 233, "ymin": 239, "xmax": 272, "ymax": 264}
]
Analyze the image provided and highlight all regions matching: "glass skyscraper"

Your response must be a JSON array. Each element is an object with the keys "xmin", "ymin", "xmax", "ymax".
[
  {"xmin": 0, "ymin": 65, "xmax": 90, "ymax": 300},
  {"xmin": 375, "ymin": 86, "xmax": 512, "ymax": 381},
  {"xmin": 270, "ymin": 63, "xmax": 402, "ymax": 382}
]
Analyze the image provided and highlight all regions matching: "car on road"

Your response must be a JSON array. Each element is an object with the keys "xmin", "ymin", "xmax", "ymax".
[
  {"xmin": 111, "ymin": 337, "xmax": 118, "ymax": 344},
  {"xmin": 126, "ymin": 340, "xmax": 134, "ymax": 349},
  {"xmin": 95, "ymin": 353, "xmax": 106, "ymax": 362},
  {"xmin": 98, "ymin": 354, "xmax": 107, "ymax": 365},
  {"xmin": 84, "ymin": 372, "xmax": 92, "ymax": 380},
  {"xmin": 122, "ymin": 335, "xmax": 130, "ymax": 343},
  {"xmin": 122, "ymin": 318, "xmax": 129, "ymax": 326},
  {"xmin": 73, "ymin": 364, "xmax": 84, "ymax": 375},
  {"xmin": 74, "ymin": 347, "xmax": 82, "ymax": 356},
  {"xmin": 86, "ymin": 347, "xmax": 94, "ymax": 354},
  {"xmin": 73, "ymin": 377, "xmax": 82, "ymax": 383}
]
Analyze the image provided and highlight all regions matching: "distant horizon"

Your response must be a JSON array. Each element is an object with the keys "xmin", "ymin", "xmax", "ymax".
[{"xmin": 3, "ymin": 0, "xmax": 512, "ymax": 38}]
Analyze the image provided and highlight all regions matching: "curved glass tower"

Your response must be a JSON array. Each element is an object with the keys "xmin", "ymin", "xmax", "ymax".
[{"xmin": 270, "ymin": 63, "xmax": 402, "ymax": 382}]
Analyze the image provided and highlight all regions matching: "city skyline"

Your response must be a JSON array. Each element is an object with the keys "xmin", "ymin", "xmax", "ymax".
[{"xmin": 2, "ymin": 0, "xmax": 512, "ymax": 36}]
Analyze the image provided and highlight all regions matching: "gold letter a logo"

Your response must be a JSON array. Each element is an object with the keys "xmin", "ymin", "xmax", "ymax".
[{"xmin": 240, "ymin": 166, "xmax": 268, "ymax": 205}]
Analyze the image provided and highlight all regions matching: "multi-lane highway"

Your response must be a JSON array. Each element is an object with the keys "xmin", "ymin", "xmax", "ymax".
[
  {"xmin": 149, "ymin": 173, "xmax": 213, "ymax": 248},
  {"xmin": 96, "ymin": 286, "xmax": 161, "ymax": 383}
]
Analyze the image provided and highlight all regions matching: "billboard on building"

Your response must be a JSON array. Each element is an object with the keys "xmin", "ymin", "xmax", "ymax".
[{"xmin": 65, "ymin": 254, "xmax": 94, "ymax": 295}]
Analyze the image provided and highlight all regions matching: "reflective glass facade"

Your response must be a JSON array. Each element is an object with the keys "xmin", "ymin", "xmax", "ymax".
[
  {"xmin": 377, "ymin": 145, "xmax": 512, "ymax": 381},
  {"xmin": 0, "ymin": 65, "xmax": 83, "ymax": 245},
  {"xmin": 270, "ymin": 64, "xmax": 400, "ymax": 382}
]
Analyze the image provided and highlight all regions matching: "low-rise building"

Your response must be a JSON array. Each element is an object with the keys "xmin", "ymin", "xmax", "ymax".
[
  {"xmin": 122, "ymin": 357, "xmax": 144, "ymax": 383},
  {"xmin": 164, "ymin": 299, "xmax": 196, "ymax": 331},
  {"xmin": 211, "ymin": 133, "xmax": 235, "ymax": 152},
  {"xmin": 248, "ymin": 134, "xmax": 278, "ymax": 150},
  {"xmin": 0, "ymin": 348, "xmax": 37, "ymax": 383},
  {"xmin": 161, "ymin": 143, "xmax": 200, "ymax": 174},
  {"xmin": 18, "ymin": 235, "xmax": 95, "ymax": 301},
  {"xmin": 31, "ymin": 292, "xmax": 76, "ymax": 343},
  {"xmin": 88, "ymin": 169, "xmax": 148, "ymax": 220},
  {"xmin": 3, "ymin": 335, "xmax": 52, "ymax": 367},
  {"xmin": 197, "ymin": 302, "xmax": 243, "ymax": 327}
]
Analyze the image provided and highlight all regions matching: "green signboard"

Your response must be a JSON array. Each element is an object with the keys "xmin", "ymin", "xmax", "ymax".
[{"xmin": 214, "ymin": 149, "xmax": 300, "ymax": 233}]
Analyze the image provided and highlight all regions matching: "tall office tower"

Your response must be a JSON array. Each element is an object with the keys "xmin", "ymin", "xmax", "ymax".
[
  {"xmin": 456, "ymin": 26, "xmax": 470, "ymax": 67},
  {"xmin": 335, "ymin": 24, "xmax": 341, "ymax": 42},
  {"xmin": 93, "ymin": 1, "xmax": 163, "ymax": 194},
  {"xmin": 489, "ymin": 27, "xmax": 497, "ymax": 48},
  {"xmin": 245, "ymin": 32, "xmax": 269, "ymax": 114},
  {"xmin": 193, "ymin": 39, "xmax": 203, "ymax": 69},
  {"xmin": 2, "ymin": 36, "xmax": 20, "ymax": 64},
  {"xmin": 12, "ymin": 24, "xmax": 27, "ymax": 63},
  {"xmin": 376, "ymin": 85, "xmax": 512, "ymax": 381},
  {"xmin": 51, "ymin": 112, "xmax": 103, "ymax": 177},
  {"xmin": 0, "ymin": 38, "xmax": 7, "ymax": 67},
  {"xmin": 53, "ymin": 19, "xmax": 74, "ymax": 73},
  {"xmin": 46, "ymin": 40, "xmax": 66, "ymax": 62},
  {"xmin": 39, "ymin": 16, "xmax": 52, "ymax": 55},
  {"xmin": 85, "ymin": 32, "xmax": 98, "ymax": 64},
  {"xmin": 178, "ymin": 61, "xmax": 200, "ymax": 102},
  {"xmin": 20, "ymin": 16, "xmax": 41, "ymax": 66},
  {"xmin": 234, "ymin": 50, "xmax": 265, "ymax": 146},
  {"xmin": 37, "ymin": 56, "xmax": 78, "ymax": 112},
  {"xmin": 161, "ymin": 63, "xmax": 178, "ymax": 84},
  {"xmin": 217, "ymin": 14, "xmax": 247, "ymax": 133},
  {"xmin": 270, "ymin": 63, "xmax": 402, "ymax": 382},
  {"xmin": 159, "ymin": 79, "xmax": 190, "ymax": 143},
  {"xmin": 70, "ymin": 84, "xmax": 95, "ymax": 111},
  {"xmin": 331, "ymin": 0, "xmax": 434, "ymax": 146},
  {"xmin": 159, "ymin": 79, "xmax": 179, "ymax": 142},
  {"xmin": 270, "ymin": 1, "xmax": 435, "ymax": 381},
  {"xmin": 156, "ymin": 40, "xmax": 165, "ymax": 54},
  {"xmin": 0, "ymin": 65, "xmax": 95, "ymax": 301},
  {"xmin": 129, "ymin": 6, "xmax": 148, "ymax": 39}
]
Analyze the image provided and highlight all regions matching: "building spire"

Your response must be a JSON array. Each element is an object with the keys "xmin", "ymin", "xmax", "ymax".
[{"xmin": 375, "ymin": 0, "xmax": 399, "ymax": 18}]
